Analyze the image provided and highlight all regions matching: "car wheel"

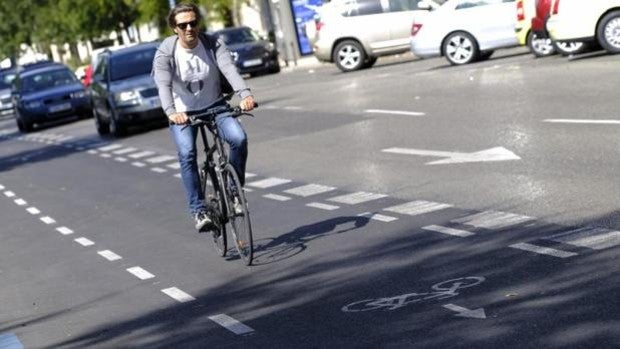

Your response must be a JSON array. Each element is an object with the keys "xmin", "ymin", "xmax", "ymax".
[
  {"xmin": 527, "ymin": 31, "xmax": 555, "ymax": 57},
  {"xmin": 269, "ymin": 63, "xmax": 281, "ymax": 74},
  {"xmin": 333, "ymin": 40, "xmax": 366, "ymax": 72},
  {"xmin": 15, "ymin": 115, "xmax": 33, "ymax": 133},
  {"xmin": 93, "ymin": 107, "xmax": 110, "ymax": 136},
  {"xmin": 109, "ymin": 109, "xmax": 126, "ymax": 138},
  {"xmin": 443, "ymin": 31, "xmax": 479, "ymax": 65},
  {"xmin": 362, "ymin": 57, "xmax": 377, "ymax": 69},
  {"xmin": 597, "ymin": 10, "xmax": 620, "ymax": 54},
  {"xmin": 554, "ymin": 41, "xmax": 586, "ymax": 55}
]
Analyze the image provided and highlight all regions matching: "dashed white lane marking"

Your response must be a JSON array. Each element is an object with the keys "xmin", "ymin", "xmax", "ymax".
[
  {"xmin": 510, "ymin": 242, "xmax": 577, "ymax": 258},
  {"xmin": 114, "ymin": 157, "xmax": 128, "ymax": 162},
  {"xmin": 127, "ymin": 266, "xmax": 155, "ymax": 280},
  {"xmin": 358, "ymin": 212, "xmax": 398, "ymax": 222},
  {"xmin": 174, "ymin": 173, "xmax": 182, "ymax": 178},
  {"xmin": 543, "ymin": 119, "xmax": 620, "ymax": 125},
  {"xmin": 98, "ymin": 144, "xmax": 123, "ymax": 152},
  {"xmin": 245, "ymin": 172, "xmax": 257, "ymax": 178},
  {"xmin": 423, "ymin": 225, "xmax": 475, "ymax": 237},
  {"xmin": 247, "ymin": 177, "xmax": 292, "ymax": 189},
  {"xmin": 40, "ymin": 216, "xmax": 56, "ymax": 224},
  {"xmin": 385, "ymin": 200, "xmax": 452, "ymax": 216},
  {"xmin": 0, "ymin": 184, "xmax": 4, "ymax": 190},
  {"xmin": 328, "ymin": 192, "xmax": 387, "ymax": 205},
  {"xmin": 284, "ymin": 184, "xmax": 335, "ymax": 197},
  {"xmin": 283, "ymin": 106, "xmax": 303, "ymax": 110},
  {"xmin": 112, "ymin": 147, "xmax": 137, "ymax": 154},
  {"xmin": 132, "ymin": 162, "xmax": 146, "ymax": 168},
  {"xmin": 549, "ymin": 227, "xmax": 620, "ymax": 250},
  {"xmin": 87, "ymin": 150, "xmax": 98, "ymax": 154},
  {"xmin": 306, "ymin": 202, "xmax": 340, "ymax": 211},
  {"xmin": 27, "ymin": 207, "xmax": 41, "ymax": 215},
  {"xmin": 166, "ymin": 162, "xmax": 181, "ymax": 170},
  {"xmin": 151, "ymin": 167, "xmax": 167, "ymax": 173},
  {"xmin": 129, "ymin": 150, "xmax": 156, "ymax": 159},
  {"xmin": 4, "ymin": 191, "xmax": 15, "ymax": 197},
  {"xmin": 74, "ymin": 237, "xmax": 95, "ymax": 246},
  {"xmin": 162, "ymin": 287, "xmax": 196, "ymax": 303},
  {"xmin": 146, "ymin": 155, "xmax": 177, "ymax": 164},
  {"xmin": 14, "ymin": 198, "xmax": 27, "ymax": 206},
  {"xmin": 208, "ymin": 314, "xmax": 254, "ymax": 335},
  {"xmin": 263, "ymin": 194, "xmax": 291, "ymax": 201},
  {"xmin": 100, "ymin": 153, "xmax": 112, "ymax": 158},
  {"xmin": 364, "ymin": 109, "xmax": 426, "ymax": 116},
  {"xmin": 56, "ymin": 227, "xmax": 74, "ymax": 235},
  {"xmin": 452, "ymin": 211, "xmax": 534, "ymax": 230},
  {"xmin": 98, "ymin": 250, "xmax": 122, "ymax": 261}
]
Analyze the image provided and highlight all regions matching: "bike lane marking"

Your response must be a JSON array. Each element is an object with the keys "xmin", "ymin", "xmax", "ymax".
[
  {"xmin": 509, "ymin": 243, "xmax": 577, "ymax": 258},
  {"xmin": 328, "ymin": 192, "xmax": 388, "ymax": 205},
  {"xmin": 74, "ymin": 237, "xmax": 95, "ymax": 247},
  {"xmin": 384, "ymin": 200, "xmax": 452, "ymax": 216},
  {"xmin": 161, "ymin": 287, "xmax": 196, "ymax": 303},
  {"xmin": 422, "ymin": 225, "xmax": 475, "ymax": 237},
  {"xmin": 98, "ymin": 250, "xmax": 123, "ymax": 261},
  {"xmin": 126, "ymin": 267, "xmax": 155, "ymax": 280},
  {"xmin": 306, "ymin": 202, "xmax": 340, "ymax": 211},
  {"xmin": 208, "ymin": 314, "xmax": 255, "ymax": 335},
  {"xmin": 284, "ymin": 183, "xmax": 336, "ymax": 197},
  {"xmin": 358, "ymin": 212, "xmax": 398, "ymax": 223},
  {"xmin": 247, "ymin": 177, "xmax": 292, "ymax": 189}
]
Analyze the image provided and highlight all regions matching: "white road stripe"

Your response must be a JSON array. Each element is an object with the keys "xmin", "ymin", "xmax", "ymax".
[
  {"xmin": 166, "ymin": 162, "xmax": 181, "ymax": 169},
  {"xmin": 114, "ymin": 157, "xmax": 127, "ymax": 162},
  {"xmin": 284, "ymin": 184, "xmax": 335, "ymax": 197},
  {"xmin": 365, "ymin": 109, "xmax": 426, "ymax": 116},
  {"xmin": 132, "ymin": 162, "xmax": 146, "ymax": 167},
  {"xmin": 127, "ymin": 266, "xmax": 155, "ymax": 280},
  {"xmin": 510, "ymin": 242, "xmax": 577, "ymax": 258},
  {"xmin": 128, "ymin": 150, "xmax": 156, "ymax": 159},
  {"xmin": 245, "ymin": 172, "xmax": 257, "ymax": 178},
  {"xmin": 74, "ymin": 237, "xmax": 95, "ymax": 246},
  {"xmin": 100, "ymin": 153, "xmax": 112, "ymax": 158},
  {"xmin": 549, "ymin": 227, "xmax": 620, "ymax": 250},
  {"xmin": 112, "ymin": 147, "xmax": 138, "ymax": 154},
  {"xmin": 26, "ymin": 207, "xmax": 41, "ymax": 215},
  {"xmin": 247, "ymin": 177, "xmax": 292, "ymax": 189},
  {"xmin": 423, "ymin": 225, "xmax": 475, "ymax": 237},
  {"xmin": 87, "ymin": 149, "xmax": 98, "ymax": 154},
  {"xmin": 385, "ymin": 200, "xmax": 452, "ymax": 216},
  {"xmin": 263, "ymin": 194, "xmax": 291, "ymax": 201},
  {"xmin": 543, "ymin": 119, "xmax": 620, "ymax": 125},
  {"xmin": 56, "ymin": 227, "xmax": 74, "ymax": 235},
  {"xmin": 306, "ymin": 202, "xmax": 340, "ymax": 210},
  {"xmin": 98, "ymin": 250, "xmax": 122, "ymax": 261},
  {"xmin": 4, "ymin": 191, "xmax": 15, "ymax": 197},
  {"xmin": 146, "ymin": 155, "xmax": 177, "ymax": 164},
  {"xmin": 452, "ymin": 211, "xmax": 533, "ymax": 230},
  {"xmin": 40, "ymin": 216, "xmax": 56, "ymax": 224},
  {"xmin": 0, "ymin": 184, "xmax": 4, "ymax": 190},
  {"xmin": 358, "ymin": 212, "xmax": 398, "ymax": 222},
  {"xmin": 162, "ymin": 287, "xmax": 195, "ymax": 303},
  {"xmin": 151, "ymin": 167, "xmax": 167, "ymax": 173},
  {"xmin": 174, "ymin": 173, "xmax": 182, "ymax": 178},
  {"xmin": 14, "ymin": 198, "xmax": 27, "ymax": 206},
  {"xmin": 328, "ymin": 192, "xmax": 387, "ymax": 205},
  {"xmin": 98, "ymin": 144, "xmax": 123, "ymax": 152},
  {"xmin": 208, "ymin": 314, "xmax": 254, "ymax": 335}
]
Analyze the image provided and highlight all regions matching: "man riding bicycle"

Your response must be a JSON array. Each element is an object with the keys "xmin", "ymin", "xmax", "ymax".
[{"xmin": 153, "ymin": 3, "xmax": 256, "ymax": 231}]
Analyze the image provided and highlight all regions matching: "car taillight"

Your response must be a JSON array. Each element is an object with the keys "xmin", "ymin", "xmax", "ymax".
[
  {"xmin": 552, "ymin": 0, "xmax": 560, "ymax": 14},
  {"xmin": 411, "ymin": 23, "xmax": 422, "ymax": 36},
  {"xmin": 517, "ymin": 0, "xmax": 525, "ymax": 21}
]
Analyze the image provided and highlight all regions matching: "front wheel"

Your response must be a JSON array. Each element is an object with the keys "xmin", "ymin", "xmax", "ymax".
[
  {"xmin": 93, "ymin": 107, "xmax": 110, "ymax": 136},
  {"xmin": 333, "ymin": 40, "xmax": 366, "ymax": 72},
  {"xmin": 554, "ymin": 41, "xmax": 586, "ymax": 56},
  {"xmin": 201, "ymin": 167, "xmax": 227, "ymax": 257},
  {"xmin": 223, "ymin": 164, "xmax": 253, "ymax": 265},
  {"xmin": 15, "ymin": 112, "xmax": 33, "ymax": 133},
  {"xmin": 443, "ymin": 31, "xmax": 479, "ymax": 65},
  {"xmin": 597, "ymin": 10, "xmax": 620, "ymax": 53}
]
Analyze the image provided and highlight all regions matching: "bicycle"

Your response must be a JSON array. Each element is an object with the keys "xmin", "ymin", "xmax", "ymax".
[
  {"xmin": 341, "ymin": 276, "xmax": 485, "ymax": 312},
  {"xmin": 184, "ymin": 95, "xmax": 256, "ymax": 266}
]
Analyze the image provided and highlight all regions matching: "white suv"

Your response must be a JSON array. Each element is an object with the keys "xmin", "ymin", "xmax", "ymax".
[
  {"xmin": 308, "ymin": 0, "xmax": 442, "ymax": 72},
  {"xmin": 546, "ymin": 0, "xmax": 620, "ymax": 54}
]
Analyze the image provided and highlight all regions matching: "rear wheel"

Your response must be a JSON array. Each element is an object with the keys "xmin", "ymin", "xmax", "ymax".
[
  {"xmin": 15, "ymin": 110, "xmax": 33, "ymax": 133},
  {"xmin": 223, "ymin": 164, "xmax": 253, "ymax": 265},
  {"xmin": 201, "ymin": 167, "xmax": 227, "ymax": 257},
  {"xmin": 554, "ymin": 41, "xmax": 586, "ymax": 56},
  {"xmin": 527, "ymin": 31, "xmax": 556, "ymax": 57},
  {"xmin": 333, "ymin": 40, "xmax": 366, "ymax": 72},
  {"xmin": 443, "ymin": 31, "xmax": 479, "ymax": 65},
  {"xmin": 93, "ymin": 107, "xmax": 110, "ymax": 136},
  {"xmin": 477, "ymin": 50, "xmax": 494, "ymax": 61},
  {"xmin": 597, "ymin": 10, "xmax": 620, "ymax": 53}
]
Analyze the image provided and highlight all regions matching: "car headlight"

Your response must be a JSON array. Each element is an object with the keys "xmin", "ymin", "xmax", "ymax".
[
  {"xmin": 25, "ymin": 100, "xmax": 42, "ymax": 109},
  {"xmin": 71, "ymin": 91, "xmax": 86, "ymax": 98},
  {"xmin": 114, "ymin": 90, "xmax": 140, "ymax": 105}
]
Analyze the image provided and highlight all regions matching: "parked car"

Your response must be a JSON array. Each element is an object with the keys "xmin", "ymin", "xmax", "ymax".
[
  {"xmin": 0, "ymin": 68, "xmax": 17, "ymax": 118},
  {"xmin": 529, "ymin": 0, "xmax": 585, "ymax": 56},
  {"xmin": 516, "ymin": 0, "xmax": 553, "ymax": 56},
  {"xmin": 547, "ymin": 0, "xmax": 620, "ymax": 54},
  {"xmin": 411, "ymin": 0, "xmax": 519, "ymax": 65},
  {"xmin": 12, "ymin": 63, "xmax": 91, "ymax": 133},
  {"xmin": 89, "ymin": 42, "xmax": 164, "ymax": 137},
  {"xmin": 213, "ymin": 26, "xmax": 280, "ymax": 76},
  {"xmin": 310, "ymin": 0, "xmax": 442, "ymax": 72}
]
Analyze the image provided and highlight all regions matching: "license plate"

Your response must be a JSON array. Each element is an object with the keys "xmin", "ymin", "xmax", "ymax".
[
  {"xmin": 243, "ymin": 59, "xmax": 262, "ymax": 67},
  {"xmin": 48, "ymin": 102, "xmax": 71, "ymax": 113}
]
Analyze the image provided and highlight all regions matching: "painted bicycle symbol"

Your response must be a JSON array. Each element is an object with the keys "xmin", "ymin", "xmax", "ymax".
[{"xmin": 342, "ymin": 276, "xmax": 485, "ymax": 312}]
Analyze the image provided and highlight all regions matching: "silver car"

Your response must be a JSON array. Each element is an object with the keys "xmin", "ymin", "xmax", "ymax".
[
  {"xmin": 0, "ymin": 69, "xmax": 17, "ymax": 118},
  {"xmin": 309, "ymin": 0, "xmax": 441, "ymax": 72}
]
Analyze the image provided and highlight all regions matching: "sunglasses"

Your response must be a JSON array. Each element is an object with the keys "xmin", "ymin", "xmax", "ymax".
[{"xmin": 176, "ymin": 20, "xmax": 198, "ymax": 30}]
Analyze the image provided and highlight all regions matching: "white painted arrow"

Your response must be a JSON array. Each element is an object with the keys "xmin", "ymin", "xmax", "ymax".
[
  {"xmin": 443, "ymin": 304, "xmax": 486, "ymax": 319},
  {"xmin": 382, "ymin": 146, "xmax": 520, "ymax": 165}
]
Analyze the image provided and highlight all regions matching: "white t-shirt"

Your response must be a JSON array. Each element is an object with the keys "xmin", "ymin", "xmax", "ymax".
[{"xmin": 172, "ymin": 41, "xmax": 215, "ymax": 112}]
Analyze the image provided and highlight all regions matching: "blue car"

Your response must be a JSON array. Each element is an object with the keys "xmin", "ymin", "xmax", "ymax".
[{"xmin": 12, "ymin": 63, "xmax": 92, "ymax": 132}]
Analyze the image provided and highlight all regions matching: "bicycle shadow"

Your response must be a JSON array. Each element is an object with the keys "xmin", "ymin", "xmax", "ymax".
[{"xmin": 250, "ymin": 215, "xmax": 371, "ymax": 266}]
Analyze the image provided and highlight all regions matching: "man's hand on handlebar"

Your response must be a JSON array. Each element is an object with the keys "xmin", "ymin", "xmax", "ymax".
[
  {"xmin": 240, "ymin": 96, "xmax": 256, "ymax": 112},
  {"xmin": 168, "ymin": 112, "xmax": 189, "ymax": 125}
]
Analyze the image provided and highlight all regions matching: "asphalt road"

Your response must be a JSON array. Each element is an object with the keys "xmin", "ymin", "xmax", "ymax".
[{"xmin": 0, "ymin": 47, "xmax": 618, "ymax": 348}]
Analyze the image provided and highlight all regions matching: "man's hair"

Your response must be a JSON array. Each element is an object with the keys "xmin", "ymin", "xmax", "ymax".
[{"xmin": 168, "ymin": 3, "xmax": 202, "ymax": 29}]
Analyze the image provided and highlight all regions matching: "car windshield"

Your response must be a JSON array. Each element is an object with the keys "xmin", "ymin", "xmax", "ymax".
[
  {"xmin": 21, "ymin": 69, "xmax": 77, "ymax": 93},
  {"xmin": 0, "ymin": 72, "xmax": 16, "ymax": 89},
  {"xmin": 109, "ymin": 48, "xmax": 156, "ymax": 81},
  {"xmin": 219, "ymin": 29, "xmax": 260, "ymax": 45}
]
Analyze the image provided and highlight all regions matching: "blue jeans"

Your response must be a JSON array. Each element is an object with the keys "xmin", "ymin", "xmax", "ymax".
[{"xmin": 169, "ymin": 114, "xmax": 248, "ymax": 216}]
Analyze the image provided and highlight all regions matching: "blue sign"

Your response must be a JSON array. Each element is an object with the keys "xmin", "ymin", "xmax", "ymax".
[{"xmin": 290, "ymin": 0, "xmax": 324, "ymax": 55}]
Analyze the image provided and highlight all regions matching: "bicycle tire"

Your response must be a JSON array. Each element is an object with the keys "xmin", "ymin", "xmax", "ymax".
[
  {"xmin": 223, "ymin": 164, "xmax": 253, "ymax": 265},
  {"xmin": 201, "ymin": 167, "xmax": 227, "ymax": 257}
]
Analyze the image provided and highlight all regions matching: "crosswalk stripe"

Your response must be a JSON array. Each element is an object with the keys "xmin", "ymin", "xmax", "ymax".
[
  {"xmin": 328, "ymin": 192, "xmax": 387, "ymax": 205},
  {"xmin": 97, "ymin": 144, "xmax": 123, "ymax": 152},
  {"xmin": 128, "ymin": 150, "xmax": 155, "ymax": 159},
  {"xmin": 510, "ymin": 242, "xmax": 577, "ymax": 258},
  {"xmin": 146, "ymin": 155, "xmax": 177, "ymax": 164},
  {"xmin": 98, "ymin": 250, "xmax": 122, "ymax": 261},
  {"xmin": 112, "ymin": 147, "xmax": 138, "ymax": 154},
  {"xmin": 74, "ymin": 237, "xmax": 95, "ymax": 246},
  {"xmin": 452, "ymin": 211, "xmax": 533, "ymax": 229},
  {"xmin": 385, "ymin": 200, "xmax": 452, "ymax": 216},
  {"xmin": 358, "ymin": 212, "xmax": 398, "ymax": 222},
  {"xmin": 126, "ymin": 266, "xmax": 154, "ymax": 280},
  {"xmin": 549, "ymin": 227, "xmax": 620, "ymax": 250},
  {"xmin": 208, "ymin": 314, "xmax": 254, "ymax": 335},
  {"xmin": 263, "ymin": 194, "xmax": 291, "ymax": 201},
  {"xmin": 166, "ymin": 162, "xmax": 181, "ymax": 169},
  {"xmin": 151, "ymin": 167, "xmax": 167, "ymax": 173},
  {"xmin": 284, "ymin": 184, "xmax": 335, "ymax": 197},
  {"xmin": 162, "ymin": 287, "xmax": 195, "ymax": 303},
  {"xmin": 306, "ymin": 202, "xmax": 339, "ymax": 210},
  {"xmin": 423, "ymin": 225, "xmax": 474, "ymax": 237},
  {"xmin": 247, "ymin": 177, "xmax": 291, "ymax": 189}
]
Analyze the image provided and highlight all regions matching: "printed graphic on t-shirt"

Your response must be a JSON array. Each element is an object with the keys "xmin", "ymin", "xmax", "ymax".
[{"xmin": 173, "ymin": 41, "xmax": 216, "ymax": 112}]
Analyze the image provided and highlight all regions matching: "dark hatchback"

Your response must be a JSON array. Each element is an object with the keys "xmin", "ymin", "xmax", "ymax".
[
  {"xmin": 12, "ymin": 63, "xmax": 91, "ymax": 133},
  {"xmin": 89, "ymin": 42, "xmax": 164, "ymax": 137},
  {"xmin": 214, "ymin": 26, "xmax": 280, "ymax": 76}
]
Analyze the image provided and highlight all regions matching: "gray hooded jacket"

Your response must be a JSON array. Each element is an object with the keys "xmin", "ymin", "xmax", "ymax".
[{"xmin": 152, "ymin": 33, "xmax": 252, "ymax": 116}]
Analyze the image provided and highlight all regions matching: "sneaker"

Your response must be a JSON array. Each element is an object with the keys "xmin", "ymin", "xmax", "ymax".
[
  {"xmin": 194, "ymin": 211, "xmax": 214, "ymax": 231},
  {"xmin": 232, "ymin": 197, "xmax": 243, "ymax": 215}
]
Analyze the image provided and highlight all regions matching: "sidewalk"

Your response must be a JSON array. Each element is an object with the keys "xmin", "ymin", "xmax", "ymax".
[{"xmin": 279, "ymin": 55, "xmax": 326, "ymax": 72}]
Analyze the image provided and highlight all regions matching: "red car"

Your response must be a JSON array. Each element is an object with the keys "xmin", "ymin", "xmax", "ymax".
[{"xmin": 530, "ymin": 0, "xmax": 585, "ymax": 56}]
